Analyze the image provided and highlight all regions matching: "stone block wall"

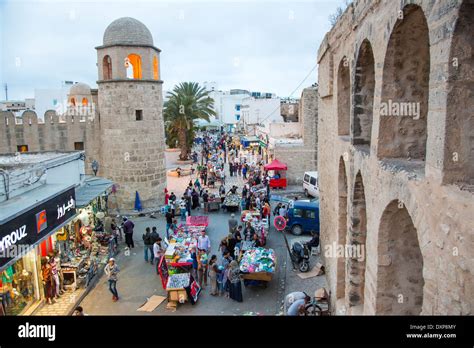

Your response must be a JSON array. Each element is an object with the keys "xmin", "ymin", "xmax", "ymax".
[
  {"xmin": 317, "ymin": 0, "xmax": 473, "ymax": 315},
  {"xmin": 98, "ymin": 80, "xmax": 166, "ymax": 210}
]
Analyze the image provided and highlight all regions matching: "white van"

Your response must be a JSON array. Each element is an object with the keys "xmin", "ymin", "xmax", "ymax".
[{"xmin": 303, "ymin": 171, "xmax": 319, "ymax": 197}]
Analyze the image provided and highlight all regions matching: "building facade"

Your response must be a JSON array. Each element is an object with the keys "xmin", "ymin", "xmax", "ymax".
[
  {"xmin": 0, "ymin": 17, "xmax": 167, "ymax": 210},
  {"xmin": 317, "ymin": 0, "xmax": 473, "ymax": 315}
]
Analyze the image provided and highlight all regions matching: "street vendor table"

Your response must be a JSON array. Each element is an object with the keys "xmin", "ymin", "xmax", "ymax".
[
  {"xmin": 269, "ymin": 178, "xmax": 287, "ymax": 189},
  {"xmin": 186, "ymin": 216, "xmax": 209, "ymax": 227},
  {"xmin": 241, "ymin": 210, "xmax": 261, "ymax": 222},
  {"xmin": 240, "ymin": 248, "xmax": 277, "ymax": 288},
  {"xmin": 207, "ymin": 199, "xmax": 220, "ymax": 212}
]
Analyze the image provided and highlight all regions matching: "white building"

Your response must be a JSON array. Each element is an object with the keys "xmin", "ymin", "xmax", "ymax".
[
  {"xmin": 34, "ymin": 81, "xmax": 78, "ymax": 119},
  {"xmin": 240, "ymin": 94, "xmax": 281, "ymax": 130}
]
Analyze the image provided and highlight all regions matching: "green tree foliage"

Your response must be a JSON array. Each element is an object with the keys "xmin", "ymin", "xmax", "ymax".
[{"xmin": 164, "ymin": 82, "xmax": 215, "ymax": 160}]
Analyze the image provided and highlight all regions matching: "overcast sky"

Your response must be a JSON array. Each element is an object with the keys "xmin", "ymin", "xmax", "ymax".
[{"xmin": 0, "ymin": 0, "xmax": 345, "ymax": 100}]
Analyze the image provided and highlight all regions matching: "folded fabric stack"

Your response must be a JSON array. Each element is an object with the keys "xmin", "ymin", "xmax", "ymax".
[
  {"xmin": 239, "ymin": 247, "xmax": 276, "ymax": 273},
  {"xmin": 166, "ymin": 273, "xmax": 191, "ymax": 289}
]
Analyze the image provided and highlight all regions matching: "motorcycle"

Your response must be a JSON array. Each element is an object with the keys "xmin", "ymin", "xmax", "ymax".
[{"xmin": 290, "ymin": 241, "xmax": 311, "ymax": 272}]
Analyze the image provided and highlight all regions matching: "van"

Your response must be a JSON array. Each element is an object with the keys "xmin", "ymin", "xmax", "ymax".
[
  {"xmin": 303, "ymin": 171, "xmax": 319, "ymax": 197},
  {"xmin": 286, "ymin": 200, "xmax": 320, "ymax": 235}
]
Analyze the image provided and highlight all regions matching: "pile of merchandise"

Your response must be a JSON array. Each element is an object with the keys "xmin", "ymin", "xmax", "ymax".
[
  {"xmin": 166, "ymin": 273, "xmax": 191, "ymax": 289},
  {"xmin": 223, "ymin": 193, "xmax": 240, "ymax": 207},
  {"xmin": 239, "ymin": 247, "xmax": 276, "ymax": 273}
]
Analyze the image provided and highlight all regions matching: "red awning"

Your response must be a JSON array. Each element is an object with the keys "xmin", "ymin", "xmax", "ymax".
[{"xmin": 264, "ymin": 159, "xmax": 288, "ymax": 171}]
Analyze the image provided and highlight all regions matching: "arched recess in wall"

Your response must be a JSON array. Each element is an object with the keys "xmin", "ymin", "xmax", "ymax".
[
  {"xmin": 337, "ymin": 57, "xmax": 350, "ymax": 136},
  {"xmin": 376, "ymin": 200, "xmax": 424, "ymax": 315},
  {"xmin": 103, "ymin": 55, "xmax": 112, "ymax": 80},
  {"xmin": 70, "ymin": 97, "xmax": 76, "ymax": 106},
  {"xmin": 352, "ymin": 39, "xmax": 375, "ymax": 148},
  {"xmin": 346, "ymin": 171, "xmax": 367, "ymax": 311},
  {"xmin": 153, "ymin": 56, "xmax": 159, "ymax": 80},
  {"xmin": 443, "ymin": 0, "xmax": 474, "ymax": 187},
  {"xmin": 337, "ymin": 156, "xmax": 348, "ymax": 301},
  {"xmin": 126, "ymin": 53, "xmax": 142, "ymax": 79},
  {"xmin": 82, "ymin": 98, "xmax": 88, "ymax": 106},
  {"xmin": 378, "ymin": 5, "xmax": 430, "ymax": 162}
]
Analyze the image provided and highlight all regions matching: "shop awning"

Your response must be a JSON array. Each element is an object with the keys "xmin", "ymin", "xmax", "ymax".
[
  {"xmin": 264, "ymin": 159, "xmax": 288, "ymax": 171},
  {"xmin": 75, "ymin": 176, "xmax": 114, "ymax": 207}
]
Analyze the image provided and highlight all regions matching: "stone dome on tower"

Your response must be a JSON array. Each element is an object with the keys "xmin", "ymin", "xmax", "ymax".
[{"xmin": 103, "ymin": 17, "xmax": 154, "ymax": 46}]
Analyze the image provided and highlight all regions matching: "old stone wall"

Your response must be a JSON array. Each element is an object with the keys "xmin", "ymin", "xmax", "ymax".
[
  {"xmin": 98, "ymin": 80, "xmax": 166, "ymax": 210},
  {"xmin": 0, "ymin": 110, "xmax": 101, "ymax": 175},
  {"xmin": 317, "ymin": 0, "xmax": 473, "ymax": 315}
]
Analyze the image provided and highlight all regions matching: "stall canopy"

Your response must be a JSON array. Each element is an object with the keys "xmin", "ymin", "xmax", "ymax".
[
  {"xmin": 75, "ymin": 176, "xmax": 114, "ymax": 207},
  {"xmin": 264, "ymin": 159, "xmax": 288, "ymax": 171}
]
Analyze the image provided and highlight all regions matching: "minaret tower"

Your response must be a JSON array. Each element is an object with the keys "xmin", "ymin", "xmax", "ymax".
[{"xmin": 96, "ymin": 17, "xmax": 166, "ymax": 209}]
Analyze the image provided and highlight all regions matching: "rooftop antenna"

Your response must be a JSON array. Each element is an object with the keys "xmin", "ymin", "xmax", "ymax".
[{"xmin": 4, "ymin": 83, "xmax": 8, "ymax": 100}]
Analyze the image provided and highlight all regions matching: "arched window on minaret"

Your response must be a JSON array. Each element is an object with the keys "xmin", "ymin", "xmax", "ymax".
[
  {"xmin": 70, "ymin": 97, "xmax": 76, "ymax": 106},
  {"xmin": 153, "ymin": 56, "xmax": 159, "ymax": 80},
  {"xmin": 103, "ymin": 55, "xmax": 112, "ymax": 80},
  {"xmin": 82, "ymin": 98, "xmax": 89, "ymax": 106},
  {"xmin": 125, "ymin": 54, "xmax": 142, "ymax": 79}
]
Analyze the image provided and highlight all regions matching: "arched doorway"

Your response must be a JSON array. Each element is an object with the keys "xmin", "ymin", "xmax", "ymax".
[
  {"xmin": 352, "ymin": 39, "xmax": 375, "ymax": 147},
  {"xmin": 378, "ymin": 5, "xmax": 430, "ymax": 161},
  {"xmin": 443, "ymin": 0, "xmax": 474, "ymax": 187},
  {"xmin": 337, "ymin": 157, "xmax": 348, "ymax": 300},
  {"xmin": 337, "ymin": 57, "xmax": 350, "ymax": 136},
  {"xmin": 103, "ymin": 55, "xmax": 112, "ymax": 80},
  {"xmin": 376, "ymin": 200, "xmax": 424, "ymax": 314},
  {"xmin": 346, "ymin": 171, "xmax": 367, "ymax": 310}
]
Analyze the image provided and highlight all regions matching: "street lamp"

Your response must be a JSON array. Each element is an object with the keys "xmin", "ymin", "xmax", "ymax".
[{"xmin": 91, "ymin": 160, "xmax": 99, "ymax": 176}]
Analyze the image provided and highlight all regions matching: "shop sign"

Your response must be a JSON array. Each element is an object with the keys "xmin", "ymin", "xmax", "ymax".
[{"xmin": 0, "ymin": 187, "xmax": 76, "ymax": 269}]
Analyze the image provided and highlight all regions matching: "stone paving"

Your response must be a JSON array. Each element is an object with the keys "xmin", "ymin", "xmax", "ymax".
[{"xmin": 35, "ymin": 288, "xmax": 86, "ymax": 316}]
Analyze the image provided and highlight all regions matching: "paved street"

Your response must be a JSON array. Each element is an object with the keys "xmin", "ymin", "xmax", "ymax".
[{"xmin": 79, "ymin": 149, "xmax": 327, "ymax": 315}]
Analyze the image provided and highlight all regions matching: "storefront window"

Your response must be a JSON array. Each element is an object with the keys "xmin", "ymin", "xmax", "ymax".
[{"xmin": 1, "ymin": 249, "xmax": 41, "ymax": 315}]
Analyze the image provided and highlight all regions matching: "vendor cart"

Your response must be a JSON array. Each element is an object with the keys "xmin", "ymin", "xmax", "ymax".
[
  {"xmin": 241, "ymin": 210, "xmax": 261, "ymax": 222},
  {"xmin": 186, "ymin": 215, "xmax": 209, "ymax": 227},
  {"xmin": 239, "ymin": 248, "xmax": 276, "ymax": 288},
  {"xmin": 241, "ymin": 271, "xmax": 274, "ymax": 288},
  {"xmin": 207, "ymin": 198, "xmax": 221, "ymax": 212}
]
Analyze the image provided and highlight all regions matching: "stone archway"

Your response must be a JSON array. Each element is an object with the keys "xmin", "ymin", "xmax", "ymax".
[
  {"xmin": 337, "ymin": 57, "xmax": 350, "ymax": 136},
  {"xmin": 352, "ymin": 39, "xmax": 375, "ymax": 147},
  {"xmin": 378, "ymin": 4, "xmax": 430, "ymax": 161},
  {"xmin": 376, "ymin": 200, "xmax": 424, "ymax": 315},
  {"xmin": 346, "ymin": 171, "xmax": 367, "ymax": 311},
  {"xmin": 337, "ymin": 157, "xmax": 348, "ymax": 301},
  {"xmin": 443, "ymin": 0, "xmax": 474, "ymax": 187}
]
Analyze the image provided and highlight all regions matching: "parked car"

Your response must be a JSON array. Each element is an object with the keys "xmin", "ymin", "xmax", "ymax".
[
  {"xmin": 303, "ymin": 171, "xmax": 319, "ymax": 197},
  {"xmin": 286, "ymin": 200, "xmax": 320, "ymax": 235}
]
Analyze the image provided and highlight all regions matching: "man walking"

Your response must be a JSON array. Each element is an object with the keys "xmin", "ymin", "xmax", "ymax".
[
  {"xmin": 104, "ymin": 258, "xmax": 120, "ymax": 302},
  {"xmin": 197, "ymin": 230, "xmax": 211, "ymax": 254},
  {"xmin": 142, "ymin": 227, "xmax": 154, "ymax": 264},
  {"xmin": 122, "ymin": 217, "xmax": 135, "ymax": 249},
  {"xmin": 228, "ymin": 213, "xmax": 238, "ymax": 234}
]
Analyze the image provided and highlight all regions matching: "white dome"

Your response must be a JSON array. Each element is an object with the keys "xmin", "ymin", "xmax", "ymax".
[{"xmin": 103, "ymin": 17, "xmax": 153, "ymax": 46}]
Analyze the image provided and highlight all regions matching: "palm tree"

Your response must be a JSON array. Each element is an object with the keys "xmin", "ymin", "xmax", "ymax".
[{"xmin": 164, "ymin": 82, "xmax": 216, "ymax": 160}]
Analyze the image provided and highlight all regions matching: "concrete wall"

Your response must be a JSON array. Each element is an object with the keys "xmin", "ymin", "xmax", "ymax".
[{"xmin": 317, "ymin": 0, "xmax": 473, "ymax": 315}]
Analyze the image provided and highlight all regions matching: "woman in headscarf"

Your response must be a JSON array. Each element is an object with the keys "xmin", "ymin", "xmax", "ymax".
[
  {"xmin": 228, "ymin": 260, "xmax": 243, "ymax": 302},
  {"xmin": 191, "ymin": 189, "xmax": 200, "ymax": 210}
]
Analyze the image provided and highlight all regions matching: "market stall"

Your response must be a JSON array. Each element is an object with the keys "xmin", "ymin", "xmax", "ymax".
[
  {"xmin": 264, "ymin": 159, "xmax": 288, "ymax": 189},
  {"xmin": 186, "ymin": 216, "xmax": 209, "ymax": 227},
  {"xmin": 223, "ymin": 192, "xmax": 240, "ymax": 212},
  {"xmin": 239, "ymin": 247, "xmax": 276, "ymax": 288},
  {"xmin": 207, "ymin": 193, "xmax": 221, "ymax": 212}
]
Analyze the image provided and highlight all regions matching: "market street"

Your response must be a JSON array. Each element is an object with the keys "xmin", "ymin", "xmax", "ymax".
[
  {"xmin": 80, "ymin": 210, "xmax": 326, "ymax": 315},
  {"xmin": 79, "ymin": 149, "xmax": 327, "ymax": 315}
]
